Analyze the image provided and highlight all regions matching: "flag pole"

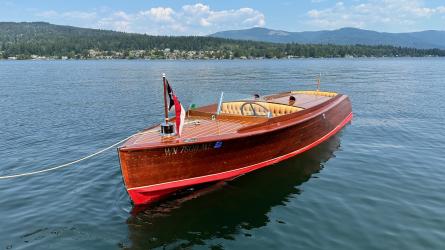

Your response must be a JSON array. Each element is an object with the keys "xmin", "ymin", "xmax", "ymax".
[
  {"xmin": 162, "ymin": 73, "xmax": 169, "ymax": 123},
  {"xmin": 160, "ymin": 73, "xmax": 174, "ymax": 136},
  {"xmin": 316, "ymin": 73, "xmax": 321, "ymax": 92}
]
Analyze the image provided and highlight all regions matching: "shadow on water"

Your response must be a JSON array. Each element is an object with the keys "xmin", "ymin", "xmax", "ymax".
[{"xmin": 125, "ymin": 134, "xmax": 343, "ymax": 249}]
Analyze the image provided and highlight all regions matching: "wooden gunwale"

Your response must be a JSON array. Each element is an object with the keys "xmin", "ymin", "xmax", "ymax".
[
  {"xmin": 125, "ymin": 111, "xmax": 353, "ymax": 193},
  {"xmin": 120, "ymin": 94, "xmax": 345, "ymax": 152}
]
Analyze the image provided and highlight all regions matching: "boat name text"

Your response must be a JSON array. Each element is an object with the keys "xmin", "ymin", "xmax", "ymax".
[{"xmin": 165, "ymin": 143, "xmax": 213, "ymax": 155}]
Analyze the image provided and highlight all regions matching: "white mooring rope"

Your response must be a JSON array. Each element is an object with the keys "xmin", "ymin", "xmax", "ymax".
[{"xmin": 0, "ymin": 134, "xmax": 136, "ymax": 180}]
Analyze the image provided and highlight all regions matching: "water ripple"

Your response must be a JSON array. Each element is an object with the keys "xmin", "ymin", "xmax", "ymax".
[{"xmin": 1, "ymin": 58, "xmax": 445, "ymax": 249}]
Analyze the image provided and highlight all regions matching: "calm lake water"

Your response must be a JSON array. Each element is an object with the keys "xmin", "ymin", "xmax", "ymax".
[{"xmin": 1, "ymin": 58, "xmax": 444, "ymax": 249}]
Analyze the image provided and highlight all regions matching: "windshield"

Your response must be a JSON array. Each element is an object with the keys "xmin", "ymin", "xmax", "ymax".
[{"xmin": 187, "ymin": 91, "xmax": 256, "ymax": 111}]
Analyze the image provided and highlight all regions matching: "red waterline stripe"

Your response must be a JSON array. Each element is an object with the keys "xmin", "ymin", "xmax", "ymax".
[{"xmin": 128, "ymin": 112, "xmax": 353, "ymax": 192}]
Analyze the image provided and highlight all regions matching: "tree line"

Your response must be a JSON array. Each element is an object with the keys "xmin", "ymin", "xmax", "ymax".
[{"xmin": 1, "ymin": 22, "xmax": 444, "ymax": 59}]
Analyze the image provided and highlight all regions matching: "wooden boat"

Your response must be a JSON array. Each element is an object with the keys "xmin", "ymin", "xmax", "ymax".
[{"xmin": 118, "ymin": 75, "xmax": 353, "ymax": 205}]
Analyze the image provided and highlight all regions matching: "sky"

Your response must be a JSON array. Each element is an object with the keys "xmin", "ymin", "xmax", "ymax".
[{"xmin": 1, "ymin": 0, "xmax": 444, "ymax": 35}]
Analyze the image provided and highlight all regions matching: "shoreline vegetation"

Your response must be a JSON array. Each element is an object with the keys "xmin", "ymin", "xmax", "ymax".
[
  {"xmin": 2, "ymin": 47, "xmax": 445, "ymax": 60},
  {"xmin": 1, "ymin": 22, "xmax": 445, "ymax": 60}
]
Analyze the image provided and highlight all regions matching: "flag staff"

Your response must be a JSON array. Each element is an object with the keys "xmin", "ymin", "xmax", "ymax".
[
  {"xmin": 316, "ymin": 73, "xmax": 321, "ymax": 92},
  {"xmin": 161, "ymin": 73, "xmax": 174, "ymax": 136},
  {"xmin": 162, "ymin": 73, "xmax": 169, "ymax": 123}
]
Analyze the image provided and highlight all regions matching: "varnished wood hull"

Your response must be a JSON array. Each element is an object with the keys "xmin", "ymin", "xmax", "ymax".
[{"xmin": 119, "ymin": 95, "xmax": 352, "ymax": 205}]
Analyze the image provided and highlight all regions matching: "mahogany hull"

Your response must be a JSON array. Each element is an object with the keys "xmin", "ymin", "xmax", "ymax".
[{"xmin": 119, "ymin": 95, "xmax": 352, "ymax": 205}]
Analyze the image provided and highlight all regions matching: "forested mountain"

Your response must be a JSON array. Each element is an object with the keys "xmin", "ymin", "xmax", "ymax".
[
  {"xmin": 1, "ymin": 22, "xmax": 444, "ymax": 59},
  {"xmin": 210, "ymin": 27, "xmax": 445, "ymax": 49}
]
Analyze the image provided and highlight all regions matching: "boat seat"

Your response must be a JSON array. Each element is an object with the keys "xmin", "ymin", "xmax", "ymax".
[{"xmin": 221, "ymin": 101, "xmax": 302, "ymax": 117}]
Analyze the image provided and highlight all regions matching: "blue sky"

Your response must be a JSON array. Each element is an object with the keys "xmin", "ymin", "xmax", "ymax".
[{"xmin": 1, "ymin": 0, "xmax": 444, "ymax": 35}]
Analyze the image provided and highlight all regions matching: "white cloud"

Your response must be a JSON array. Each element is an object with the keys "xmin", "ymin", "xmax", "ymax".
[
  {"xmin": 34, "ymin": 3, "xmax": 265, "ymax": 35},
  {"xmin": 63, "ymin": 11, "xmax": 97, "ymax": 20},
  {"xmin": 180, "ymin": 4, "xmax": 265, "ymax": 30},
  {"xmin": 97, "ymin": 11, "xmax": 131, "ymax": 31},
  {"xmin": 140, "ymin": 7, "xmax": 175, "ymax": 23},
  {"xmin": 306, "ymin": 0, "xmax": 445, "ymax": 31},
  {"xmin": 36, "ymin": 10, "xmax": 58, "ymax": 18},
  {"xmin": 182, "ymin": 3, "xmax": 210, "ymax": 15},
  {"xmin": 36, "ymin": 10, "xmax": 96, "ymax": 20}
]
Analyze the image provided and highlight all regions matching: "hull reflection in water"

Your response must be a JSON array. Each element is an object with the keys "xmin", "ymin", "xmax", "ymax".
[{"xmin": 126, "ymin": 134, "xmax": 344, "ymax": 249}]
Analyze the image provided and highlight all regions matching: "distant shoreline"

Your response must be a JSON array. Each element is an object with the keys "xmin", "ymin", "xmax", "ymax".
[
  {"xmin": 3, "ymin": 22, "xmax": 445, "ymax": 60},
  {"xmin": 1, "ymin": 55, "xmax": 443, "ymax": 61}
]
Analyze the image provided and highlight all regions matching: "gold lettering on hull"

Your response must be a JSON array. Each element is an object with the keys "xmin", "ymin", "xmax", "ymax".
[{"xmin": 164, "ymin": 143, "xmax": 213, "ymax": 155}]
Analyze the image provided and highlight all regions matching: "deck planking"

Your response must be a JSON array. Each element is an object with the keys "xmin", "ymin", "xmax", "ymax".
[
  {"xmin": 126, "ymin": 117, "xmax": 261, "ymax": 147},
  {"xmin": 124, "ymin": 92, "xmax": 335, "ymax": 148},
  {"xmin": 267, "ymin": 94, "xmax": 331, "ymax": 109}
]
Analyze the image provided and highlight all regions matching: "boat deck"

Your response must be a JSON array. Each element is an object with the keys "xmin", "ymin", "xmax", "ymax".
[
  {"xmin": 124, "ymin": 117, "xmax": 262, "ymax": 148},
  {"xmin": 270, "ymin": 94, "xmax": 332, "ymax": 109},
  {"xmin": 265, "ymin": 91, "xmax": 336, "ymax": 109},
  {"xmin": 122, "ymin": 91, "xmax": 338, "ymax": 149}
]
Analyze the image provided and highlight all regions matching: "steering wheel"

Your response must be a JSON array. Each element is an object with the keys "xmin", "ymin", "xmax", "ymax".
[{"xmin": 240, "ymin": 101, "xmax": 271, "ymax": 117}]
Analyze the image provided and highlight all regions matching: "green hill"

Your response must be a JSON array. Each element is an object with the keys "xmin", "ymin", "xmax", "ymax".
[
  {"xmin": 1, "ymin": 22, "xmax": 444, "ymax": 59},
  {"xmin": 211, "ymin": 27, "xmax": 445, "ymax": 49}
]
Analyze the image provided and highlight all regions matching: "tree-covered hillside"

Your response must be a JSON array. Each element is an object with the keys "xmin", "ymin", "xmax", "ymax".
[
  {"xmin": 211, "ymin": 27, "xmax": 445, "ymax": 49},
  {"xmin": 1, "ymin": 22, "xmax": 444, "ymax": 59}
]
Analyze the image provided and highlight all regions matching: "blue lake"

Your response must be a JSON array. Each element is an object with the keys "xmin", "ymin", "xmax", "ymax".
[{"xmin": 0, "ymin": 58, "xmax": 444, "ymax": 249}]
